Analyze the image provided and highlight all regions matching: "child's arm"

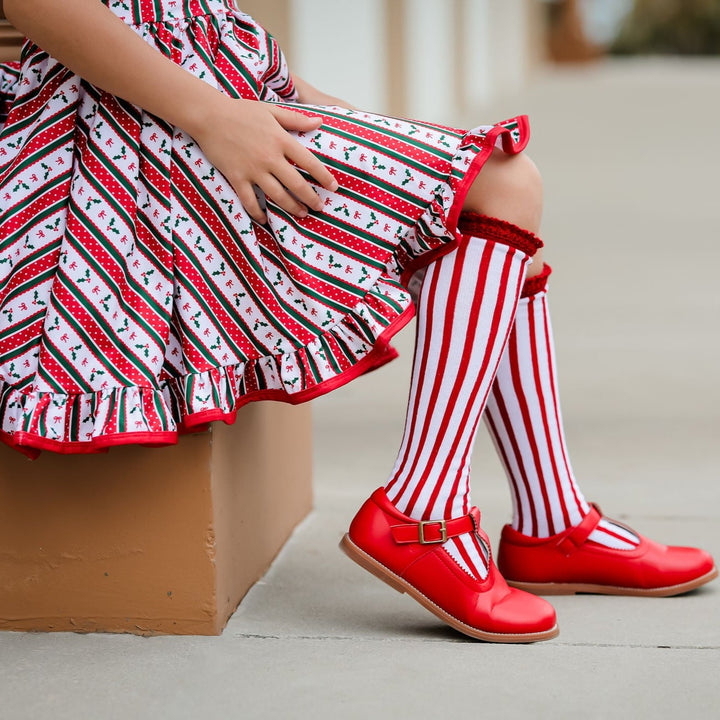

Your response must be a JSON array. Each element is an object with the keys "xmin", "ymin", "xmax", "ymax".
[
  {"xmin": 4, "ymin": 0, "xmax": 338, "ymax": 222},
  {"xmin": 292, "ymin": 75, "xmax": 358, "ymax": 111}
]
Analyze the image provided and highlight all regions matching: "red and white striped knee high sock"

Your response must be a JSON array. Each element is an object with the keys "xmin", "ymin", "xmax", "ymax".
[
  {"xmin": 385, "ymin": 215, "xmax": 542, "ymax": 580},
  {"xmin": 484, "ymin": 266, "xmax": 639, "ymax": 549}
]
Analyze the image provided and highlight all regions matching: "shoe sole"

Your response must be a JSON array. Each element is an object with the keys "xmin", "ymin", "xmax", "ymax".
[
  {"xmin": 340, "ymin": 534, "xmax": 559, "ymax": 643},
  {"xmin": 506, "ymin": 566, "xmax": 719, "ymax": 597}
]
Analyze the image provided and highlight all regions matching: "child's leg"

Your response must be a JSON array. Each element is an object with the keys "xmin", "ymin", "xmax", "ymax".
[
  {"xmin": 479, "ymin": 231, "xmax": 716, "ymax": 596},
  {"xmin": 384, "ymin": 218, "xmax": 534, "ymax": 581},
  {"xmin": 385, "ymin": 153, "xmax": 543, "ymax": 581},
  {"xmin": 344, "ymin": 154, "xmax": 559, "ymax": 642},
  {"xmin": 485, "ymin": 267, "xmax": 641, "ymax": 549},
  {"xmin": 464, "ymin": 151, "xmax": 545, "ymax": 278}
]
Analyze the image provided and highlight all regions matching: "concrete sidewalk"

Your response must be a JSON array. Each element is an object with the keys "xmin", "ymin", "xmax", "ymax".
[{"xmin": 1, "ymin": 58, "xmax": 719, "ymax": 719}]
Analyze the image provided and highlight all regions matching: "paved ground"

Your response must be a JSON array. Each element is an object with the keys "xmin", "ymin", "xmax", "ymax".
[{"xmin": 1, "ymin": 58, "xmax": 719, "ymax": 719}]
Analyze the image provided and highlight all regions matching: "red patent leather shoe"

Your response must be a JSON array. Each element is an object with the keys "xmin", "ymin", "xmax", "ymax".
[
  {"xmin": 497, "ymin": 504, "xmax": 718, "ymax": 596},
  {"xmin": 341, "ymin": 488, "xmax": 559, "ymax": 642}
]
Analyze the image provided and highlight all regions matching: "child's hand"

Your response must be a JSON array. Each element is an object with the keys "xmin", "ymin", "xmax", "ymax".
[{"xmin": 192, "ymin": 96, "xmax": 338, "ymax": 224}]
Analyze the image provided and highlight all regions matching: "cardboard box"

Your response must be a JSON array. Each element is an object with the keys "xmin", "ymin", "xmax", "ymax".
[{"xmin": 0, "ymin": 403, "xmax": 313, "ymax": 635}]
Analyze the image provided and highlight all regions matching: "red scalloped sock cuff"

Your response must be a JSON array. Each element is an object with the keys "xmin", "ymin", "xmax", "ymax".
[
  {"xmin": 457, "ymin": 213, "xmax": 543, "ymax": 257},
  {"xmin": 521, "ymin": 262, "xmax": 552, "ymax": 298}
]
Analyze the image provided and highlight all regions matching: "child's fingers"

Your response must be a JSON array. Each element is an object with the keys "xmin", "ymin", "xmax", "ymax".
[
  {"xmin": 235, "ymin": 182, "xmax": 267, "ymax": 224},
  {"xmin": 207, "ymin": 102, "xmax": 340, "ymax": 221},
  {"xmin": 284, "ymin": 140, "xmax": 338, "ymax": 193},
  {"xmin": 270, "ymin": 105, "xmax": 322, "ymax": 132},
  {"xmin": 270, "ymin": 106, "xmax": 339, "ymax": 191},
  {"xmin": 272, "ymin": 162, "xmax": 325, "ymax": 212},
  {"xmin": 260, "ymin": 174, "xmax": 310, "ymax": 218}
]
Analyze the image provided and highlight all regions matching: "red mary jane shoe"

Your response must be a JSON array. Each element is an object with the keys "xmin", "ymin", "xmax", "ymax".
[
  {"xmin": 497, "ymin": 504, "xmax": 718, "ymax": 597},
  {"xmin": 341, "ymin": 488, "xmax": 558, "ymax": 643}
]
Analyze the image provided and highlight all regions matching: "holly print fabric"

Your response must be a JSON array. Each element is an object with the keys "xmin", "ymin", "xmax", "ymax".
[{"xmin": 0, "ymin": 0, "xmax": 529, "ymax": 456}]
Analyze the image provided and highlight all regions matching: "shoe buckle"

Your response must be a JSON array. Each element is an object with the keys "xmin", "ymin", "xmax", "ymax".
[{"xmin": 418, "ymin": 519, "xmax": 447, "ymax": 544}]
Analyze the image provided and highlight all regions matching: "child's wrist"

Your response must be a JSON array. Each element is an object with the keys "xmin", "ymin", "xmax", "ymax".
[{"xmin": 171, "ymin": 84, "xmax": 229, "ymax": 139}]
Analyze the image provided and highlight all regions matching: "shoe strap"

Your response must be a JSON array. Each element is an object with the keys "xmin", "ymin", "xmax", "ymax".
[
  {"xmin": 391, "ymin": 507, "xmax": 481, "ymax": 545},
  {"xmin": 556, "ymin": 503, "xmax": 602, "ymax": 556}
]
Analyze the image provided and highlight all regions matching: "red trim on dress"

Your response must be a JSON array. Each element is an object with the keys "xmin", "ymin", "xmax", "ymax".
[
  {"xmin": 399, "ymin": 117, "xmax": 532, "ymax": 287},
  {"xmin": 1, "ymin": 303, "xmax": 415, "ymax": 457}
]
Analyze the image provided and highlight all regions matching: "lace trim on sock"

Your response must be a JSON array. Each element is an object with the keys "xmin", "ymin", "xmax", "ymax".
[
  {"xmin": 457, "ymin": 213, "xmax": 543, "ymax": 256},
  {"xmin": 521, "ymin": 263, "xmax": 552, "ymax": 298}
]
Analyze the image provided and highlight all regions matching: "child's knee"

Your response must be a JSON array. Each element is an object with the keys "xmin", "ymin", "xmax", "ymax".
[
  {"xmin": 464, "ymin": 151, "xmax": 543, "ymax": 233},
  {"xmin": 508, "ymin": 153, "xmax": 543, "ymax": 210}
]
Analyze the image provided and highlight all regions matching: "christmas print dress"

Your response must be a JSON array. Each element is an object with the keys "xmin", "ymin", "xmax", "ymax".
[{"xmin": 0, "ymin": 0, "xmax": 529, "ymax": 456}]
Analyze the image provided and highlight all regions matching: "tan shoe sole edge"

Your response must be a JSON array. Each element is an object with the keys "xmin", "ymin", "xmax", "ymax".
[
  {"xmin": 339, "ymin": 533, "xmax": 559, "ymax": 643},
  {"xmin": 506, "ymin": 566, "xmax": 719, "ymax": 597}
]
